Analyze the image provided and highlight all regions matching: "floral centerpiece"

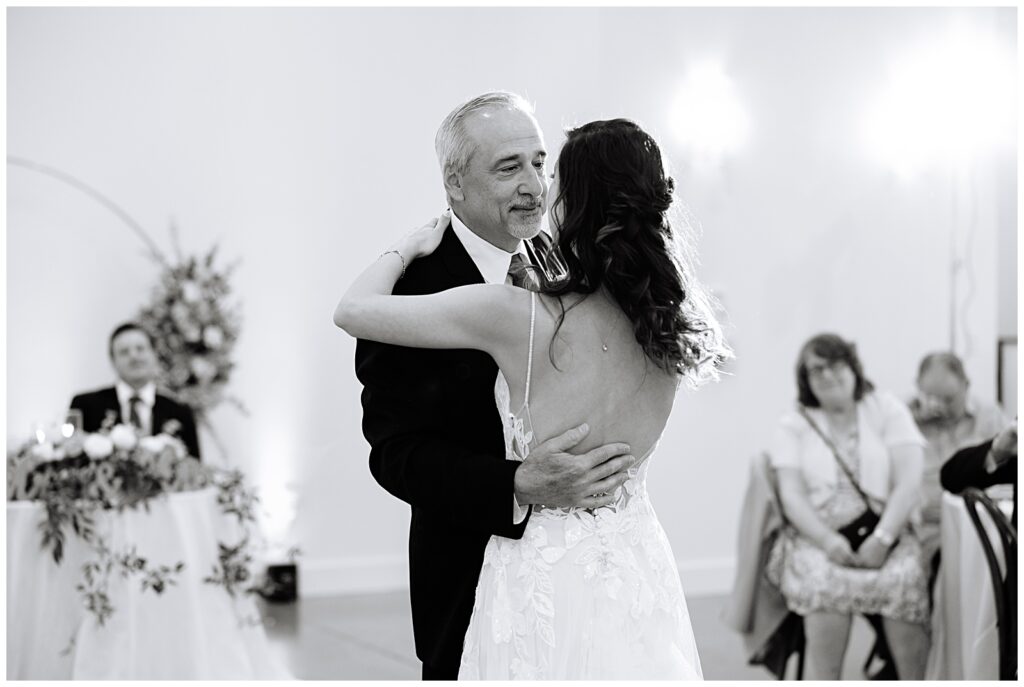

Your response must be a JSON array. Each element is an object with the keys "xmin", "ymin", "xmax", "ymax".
[{"xmin": 7, "ymin": 419, "xmax": 264, "ymax": 643}]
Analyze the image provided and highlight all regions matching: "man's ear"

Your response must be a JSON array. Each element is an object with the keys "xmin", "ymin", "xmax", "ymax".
[{"xmin": 443, "ymin": 170, "xmax": 465, "ymax": 202}]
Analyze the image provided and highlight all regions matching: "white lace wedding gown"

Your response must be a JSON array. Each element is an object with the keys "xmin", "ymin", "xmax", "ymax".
[{"xmin": 458, "ymin": 294, "xmax": 703, "ymax": 680}]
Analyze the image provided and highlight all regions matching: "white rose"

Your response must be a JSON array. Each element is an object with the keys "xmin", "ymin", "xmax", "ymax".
[
  {"xmin": 196, "ymin": 300, "xmax": 212, "ymax": 322},
  {"xmin": 170, "ymin": 365, "xmax": 192, "ymax": 386},
  {"xmin": 171, "ymin": 301, "xmax": 192, "ymax": 326},
  {"xmin": 83, "ymin": 434, "xmax": 114, "ymax": 459},
  {"xmin": 139, "ymin": 435, "xmax": 168, "ymax": 453},
  {"xmin": 181, "ymin": 280, "xmax": 202, "ymax": 303},
  {"xmin": 191, "ymin": 356, "xmax": 218, "ymax": 383},
  {"xmin": 183, "ymin": 325, "xmax": 202, "ymax": 343},
  {"xmin": 30, "ymin": 442, "xmax": 56, "ymax": 461},
  {"xmin": 203, "ymin": 325, "xmax": 224, "ymax": 349},
  {"xmin": 109, "ymin": 424, "xmax": 138, "ymax": 451}
]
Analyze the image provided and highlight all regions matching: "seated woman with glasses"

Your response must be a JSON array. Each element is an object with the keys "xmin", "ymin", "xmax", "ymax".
[{"xmin": 764, "ymin": 333, "xmax": 931, "ymax": 679}]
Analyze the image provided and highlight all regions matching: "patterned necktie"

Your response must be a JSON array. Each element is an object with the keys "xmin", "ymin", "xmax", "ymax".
[
  {"xmin": 507, "ymin": 253, "xmax": 537, "ymax": 291},
  {"xmin": 128, "ymin": 395, "xmax": 143, "ymax": 430}
]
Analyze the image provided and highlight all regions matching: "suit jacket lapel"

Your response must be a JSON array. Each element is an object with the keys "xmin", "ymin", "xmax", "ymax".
[
  {"xmin": 100, "ymin": 387, "xmax": 121, "ymax": 423},
  {"xmin": 439, "ymin": 225, "xmax": 486, "ymax": 286},
  {"xmin": 152, "ymin": 395, "xmax": 169, "ymax": 435},
  {"xmin": 101, "ymin": 387, "xmax": 120, "ymax": 407}
]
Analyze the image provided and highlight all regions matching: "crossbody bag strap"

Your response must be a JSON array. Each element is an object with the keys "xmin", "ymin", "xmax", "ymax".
[{"xmin": 797, "ymin": 405, "xmax": 878, "ymax": 512}]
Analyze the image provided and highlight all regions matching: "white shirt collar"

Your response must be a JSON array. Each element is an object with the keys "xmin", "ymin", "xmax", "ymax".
[
  {"xmin": 117, "ymin": 380, "xmax": 156, "ymax": 407},
  {"xmin": 449, "ymin": 210, "xmax": 526, "ymax": 284}
]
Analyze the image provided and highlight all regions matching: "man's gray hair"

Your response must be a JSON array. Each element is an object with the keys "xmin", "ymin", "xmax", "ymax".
[
  {"xmin": 918, "ymin": 351, "xmax": 969, "ymax": 383},
  {"xmin": 434, "ymin": 91, "xmax": 535, "ymax": 180}
]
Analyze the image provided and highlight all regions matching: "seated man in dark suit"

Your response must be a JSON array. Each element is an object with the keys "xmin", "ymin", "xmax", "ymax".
[
  {"xmin": 70, "ymin": 322, "xmax": 201, "ymax": 460},
  {"xmin": 940, "ymin": 419, "xmax": 1017, "ymax": 525}
]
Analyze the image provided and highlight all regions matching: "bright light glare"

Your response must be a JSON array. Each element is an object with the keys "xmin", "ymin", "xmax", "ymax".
[
  {"xmin": 671, "ymin": 61, "xmax": 750, "ymax": 160},
  {"xmin": 260, "ymin": 480, "xmax": 298, "ymax": 552},
  {"xmin": 864, "ymin": 27, "xmax": 1015, "ymax": 176},
  {"xmin": 257, "ymin": 432, "xmax": 299, "ymax": 554}
]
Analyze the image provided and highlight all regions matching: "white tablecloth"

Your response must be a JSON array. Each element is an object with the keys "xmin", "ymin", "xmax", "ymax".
[
  {"xmin": 7, "ymin": 488, "xmax": 291, "ymax": 679},
  {"xmin": 925, "ymin": 489, "xmax": 1012, "ymax": 680}
]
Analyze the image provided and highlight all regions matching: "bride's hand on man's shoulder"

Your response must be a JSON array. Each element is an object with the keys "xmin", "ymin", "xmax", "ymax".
[{"xmin": 395, "ymin": 211, "xmax": 450, "ymax": 261}]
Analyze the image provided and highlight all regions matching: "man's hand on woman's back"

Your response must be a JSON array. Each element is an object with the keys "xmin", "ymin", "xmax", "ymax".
[{"xmin": 514, "ymin": 423, "xmax": 635, "ymax": 510}]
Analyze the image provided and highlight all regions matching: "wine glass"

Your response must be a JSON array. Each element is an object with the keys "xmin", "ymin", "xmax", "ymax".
[
  {"xmin": 62, "ymin": 409, "xmax": 83, "ymax": 439},
  {"xmin": 31, "ymin": 420, "xmax": 47, "ymax": 444}
]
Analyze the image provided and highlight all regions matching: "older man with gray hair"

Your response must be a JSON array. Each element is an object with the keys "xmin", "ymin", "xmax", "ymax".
[{"xmin": 909, "ymin": 351, "xmax": 1009, "ymax": 568}]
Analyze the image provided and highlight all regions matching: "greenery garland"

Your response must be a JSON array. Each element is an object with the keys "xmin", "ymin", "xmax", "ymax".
[{"xmin": 7, "ymin": 423, "xmax": 267, "ymax": 646}]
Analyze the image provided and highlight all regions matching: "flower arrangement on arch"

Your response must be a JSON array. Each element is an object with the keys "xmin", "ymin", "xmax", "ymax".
[
  {"xmin": 137, "ymin": 239, "xmax": 243, "ymax": 418},
  {"xmin": 9, "ymin": 158, "xmax": 244, "ymax": 421}
]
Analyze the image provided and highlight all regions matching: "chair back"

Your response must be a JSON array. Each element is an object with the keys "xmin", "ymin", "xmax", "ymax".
[
  {"xmin": 753, "ymin": 452, "xmax": 805, "ymax": 679},
  {"xmin": 758, "ymin": 451, "xmax": 789, "ymax": 526},
  {"xmin": 962, "ymin": 487, "xmax": 1017, "ymax": 680}
]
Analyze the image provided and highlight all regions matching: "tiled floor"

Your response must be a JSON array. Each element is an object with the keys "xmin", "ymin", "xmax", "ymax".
[{"xmin": 258, "ymin": 590, "xmax": 875, "ymax": 680}]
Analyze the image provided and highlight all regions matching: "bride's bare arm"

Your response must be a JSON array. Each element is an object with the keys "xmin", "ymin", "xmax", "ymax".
[{"xmin": 333, "ymin": 214, "xmax": 525, "ymax": 356}]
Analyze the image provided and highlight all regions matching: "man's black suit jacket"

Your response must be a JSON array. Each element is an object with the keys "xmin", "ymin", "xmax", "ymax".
[
  {"xmin": 941, "ymin": 438, "xmax": 1017, "ymax": 526},
  {"xmin": 69, "ymin": 386, "xmax": 202, "ymax": 461},
  {"xmin": 355, "ymin": 226, "xmax": 529, "ymax": 670}
]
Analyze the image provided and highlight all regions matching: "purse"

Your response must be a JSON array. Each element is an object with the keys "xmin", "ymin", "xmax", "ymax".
[{"xmin": 798, "ymin": 406, "xmax": 890, "ymax": 552}]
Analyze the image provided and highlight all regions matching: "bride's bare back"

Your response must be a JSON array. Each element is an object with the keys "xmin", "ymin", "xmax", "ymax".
[{"xmin": 493, "ymin": 289, "xmax": 678, "ymax": 461}]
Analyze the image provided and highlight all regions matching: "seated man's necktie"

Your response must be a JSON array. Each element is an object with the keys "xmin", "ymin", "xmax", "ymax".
[{"xmin": 129, "ymin": 395, "xmax": 143, "ymax": 430}]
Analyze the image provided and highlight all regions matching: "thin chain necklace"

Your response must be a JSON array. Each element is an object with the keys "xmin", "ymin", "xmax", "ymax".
[{"xmin": 591, "ymin": 294, "xmax": 622, "ymax": 353}]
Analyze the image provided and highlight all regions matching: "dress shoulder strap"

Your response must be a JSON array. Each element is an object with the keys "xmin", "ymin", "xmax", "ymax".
[{"xmin": 524, "ymin": 292, "xmax": 536, "ymax": 406}]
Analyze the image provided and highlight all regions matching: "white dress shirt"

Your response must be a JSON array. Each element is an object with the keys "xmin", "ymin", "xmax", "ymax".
[
  {"xmin": 116, "ymin": 380, "xmax": 156, "ymax": 435},
  {"xmin": 449, "ymin": 211, "xmax": 531, "ymax": 524},
  {"xmin": 449, "ymin": 211, "xmax": 528, "ymax": 284}
]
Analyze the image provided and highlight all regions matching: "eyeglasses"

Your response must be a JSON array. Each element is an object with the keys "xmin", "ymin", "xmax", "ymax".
[
  {"xmin": 916, "ymin": 392, "xmax": 962, "ymax": 412},
  {"xmin": 806, "ymin": 360, "xmax": 850, "ymax": 379}
]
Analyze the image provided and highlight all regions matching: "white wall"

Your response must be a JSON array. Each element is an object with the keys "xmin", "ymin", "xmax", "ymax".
[{"xmin": 7, "ymin": 7, "xmax": 1016, "ymax": 596}]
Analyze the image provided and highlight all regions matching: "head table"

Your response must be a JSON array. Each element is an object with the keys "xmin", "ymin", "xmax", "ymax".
[{"xmin": 7, "ymin": 487, "xmax": 291, "ymax": 679}]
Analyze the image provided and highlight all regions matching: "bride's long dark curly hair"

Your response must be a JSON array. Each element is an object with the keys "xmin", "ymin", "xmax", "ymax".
[{"xmin": 536, "ymin": 119, "xmax": 730, "ymax": 386}]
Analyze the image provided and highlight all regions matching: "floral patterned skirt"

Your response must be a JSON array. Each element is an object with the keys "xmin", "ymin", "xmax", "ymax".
[{"xmin": 765, "ymin": 489, "xmax": 930, "ymax": 625}]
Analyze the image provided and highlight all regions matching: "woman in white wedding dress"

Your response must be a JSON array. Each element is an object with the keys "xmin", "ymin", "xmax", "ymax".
[{"xmin": 335, "ymin": 119, "xmax": 728, "ymax": 679}]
